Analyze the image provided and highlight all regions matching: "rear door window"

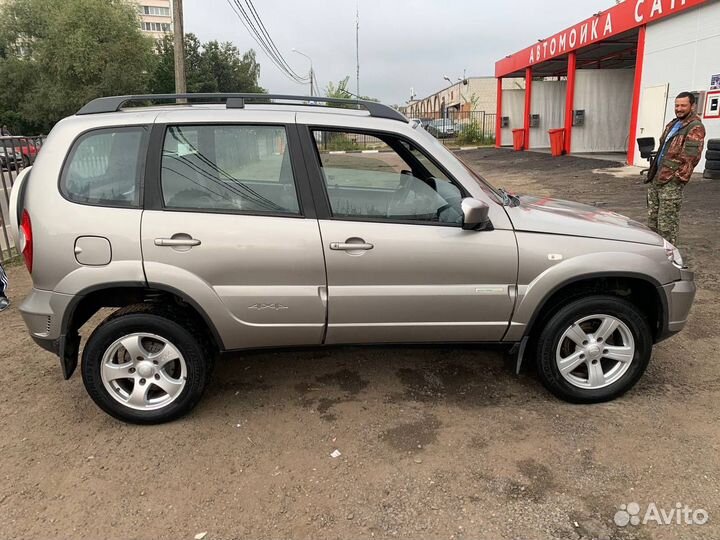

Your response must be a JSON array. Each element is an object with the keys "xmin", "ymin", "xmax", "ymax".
[
  {"xmin": 61, "ymin": 126, "xmax": 147, "ymax": 207},
  {"xmin": 160, "ymin": 125, "xmax": 301, "ymax": 215}
]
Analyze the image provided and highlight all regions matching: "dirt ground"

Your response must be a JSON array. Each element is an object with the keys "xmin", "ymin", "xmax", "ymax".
[{"xmin": 1, "ymin": 148, "xmax": 719, "ymax": 540}]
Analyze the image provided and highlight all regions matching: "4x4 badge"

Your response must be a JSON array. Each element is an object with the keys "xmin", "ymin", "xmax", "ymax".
[{"xmin": 248, "ymin": 303, "xmax": 289, "ymax": 311}]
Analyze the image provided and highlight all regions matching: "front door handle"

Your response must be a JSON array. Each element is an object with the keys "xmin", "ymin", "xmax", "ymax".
[
  {"xmin": 330, "ymin": 242, "xmax": 374, "ymax": 251},
  {"xmin": 154, "ymin": 238, "xmax": 201, "ymax": 247}
]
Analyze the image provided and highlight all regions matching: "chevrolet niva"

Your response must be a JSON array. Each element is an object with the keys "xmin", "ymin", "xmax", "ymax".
[{"xmin": 8, "ymin": 94, "xmax": 695, "ymax": 423}]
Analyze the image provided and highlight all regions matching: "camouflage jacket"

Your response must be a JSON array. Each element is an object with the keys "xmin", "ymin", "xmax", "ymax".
[{"xmin": 649, "ymin": 113, "xmax": 706, "ymax": 184}]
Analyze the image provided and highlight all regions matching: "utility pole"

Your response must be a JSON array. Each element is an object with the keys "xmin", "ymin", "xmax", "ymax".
[
  {"xmin": 292, "ymin": 49, "xmax": 314, "ymax": 97},
  {"xmin": 172, "ymin": 0, "xmax": 186, "ymax": 95},
  {"xmin": 355, "ymin": 1, "xmax": 360, "ymax": 100}
]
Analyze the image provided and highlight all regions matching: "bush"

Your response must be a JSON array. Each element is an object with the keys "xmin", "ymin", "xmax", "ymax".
[
  {"xmin": 457, "ymin": 120, "xmax": 494, "ymax": 145},
  {"xmin": 323, "ymin": 134, "xmax": 363, "ymax": 152}
]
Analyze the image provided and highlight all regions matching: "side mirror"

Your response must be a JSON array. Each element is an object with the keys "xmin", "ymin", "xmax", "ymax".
[{"xmin": 461, "ymin": 198, "xmax": 491, "ymax": 231}]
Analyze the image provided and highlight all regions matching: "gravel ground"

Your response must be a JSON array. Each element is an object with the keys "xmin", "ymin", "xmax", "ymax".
[{"xmin": 0, "ymin": 148, "xmax": 718, "ymax": 540}]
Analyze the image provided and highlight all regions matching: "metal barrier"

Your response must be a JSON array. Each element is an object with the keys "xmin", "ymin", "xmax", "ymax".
[
  {"xmin": 313, "ymin": 111, "xmax": 497, "ymax": 152},
  {"xmin": 413, "ymin": 111, "xmax": 497, "ymax": 146},
  {"xmin": 0, "ymin": 136, "xmax": 44, "ymax": 263}
]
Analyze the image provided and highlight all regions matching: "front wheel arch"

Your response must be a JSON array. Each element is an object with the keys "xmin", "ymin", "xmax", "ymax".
[{"xmin": 522, "ymin": 275, "xmax": 665, "ymax": 345}]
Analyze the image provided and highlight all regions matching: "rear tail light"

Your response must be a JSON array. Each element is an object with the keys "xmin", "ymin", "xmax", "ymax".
[{"xmin": 20, "ymin": 210, "xmax": 33, "ymax": 273}]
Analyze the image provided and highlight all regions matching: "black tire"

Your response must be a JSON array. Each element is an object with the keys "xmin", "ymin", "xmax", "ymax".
[
  {"xmin": 704, "ymin": 160, "xmax": 720, "ymax": 171},
  {"xmin": 22, "ymin": 155, "xmax": 30, "ymax": 167},
  {"xmin": 535, "ymin": 295, "xmax": 652, "ymax": 404},
  {"xmin": 705, "ymin": 150, "xmax": 720, "ymax": 161},
  {"xmin": 703, "ymin": 169, "xmax": 720, "ymax": 180},
  {"xmin": 82, "ymin": 310, "xmax": 212, "ymax": 424},
  {"xmin": 708, "ymin": 139, "xmax": 720, "ymax": 151}
]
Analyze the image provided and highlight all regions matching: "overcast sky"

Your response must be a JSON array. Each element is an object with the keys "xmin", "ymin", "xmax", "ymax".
[{"xmin": 184, "ymin": 0, "xmax": 613, "ymax": 105}]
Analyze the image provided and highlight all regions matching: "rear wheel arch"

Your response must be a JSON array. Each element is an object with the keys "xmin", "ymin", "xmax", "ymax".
[
  {"xmin": 61, "ymin": 284, "xmax": 224, "ymax": 377},
  {"xmin": 81, "ymin": 311, "xmax": 212, "ymax": 423}
]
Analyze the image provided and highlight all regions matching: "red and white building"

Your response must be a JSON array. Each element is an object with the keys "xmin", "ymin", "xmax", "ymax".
[{"xmin": 495, "ymin": 0, "xmax": 720, "ymax": 170}]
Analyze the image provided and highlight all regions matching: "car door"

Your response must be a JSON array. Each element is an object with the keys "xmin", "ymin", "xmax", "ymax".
[
  {"xmin": 141, "ymin": 115, "xmax": 327, "ymax": 350},
  {"xmin": 300, "ymin": 125, "xmax": 518, "ymax": 344}
]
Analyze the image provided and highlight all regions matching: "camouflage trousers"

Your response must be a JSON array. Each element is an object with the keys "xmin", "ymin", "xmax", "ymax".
[{"xmin": 647, "ymin": 178, "xmax": 684, "ymax": 245}]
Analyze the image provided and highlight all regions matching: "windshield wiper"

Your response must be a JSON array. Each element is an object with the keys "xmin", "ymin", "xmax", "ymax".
[{"xmin": 498, "ymin": 188, "xmax": 520, "ymax": 207}]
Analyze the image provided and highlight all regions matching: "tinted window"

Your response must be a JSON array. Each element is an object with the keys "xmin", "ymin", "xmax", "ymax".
[
  {"xmin": 161, "ymin": 125, "xmax": 300, "ymax": 215},
  {"xmin": 61, "ymin": 127, "xmax": 147, "ymax": 207},
  {"xmin": 311, "ymin": 130, "xmax": 464, "ymax": 224}
]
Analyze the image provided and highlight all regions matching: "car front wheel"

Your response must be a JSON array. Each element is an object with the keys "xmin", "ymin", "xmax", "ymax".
[
  {"xmin": 81, "ymin": 309, "xmax": 211, "ymax": 424},
  {"xmin": 535, "ymin": 295, "xmax": 652, "ymax": 403}
]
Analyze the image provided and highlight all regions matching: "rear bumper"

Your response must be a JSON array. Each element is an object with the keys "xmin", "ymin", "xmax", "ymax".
[
  {"xmin": 20, "ymin": 288, "xmax": 79, "ymax": 379},
  {"xmin": 657, "ymin": 269, "xmax": 696, "ymax": 341},
  {"xmin": 19, "ymin": 288, "xmax": 74, "ymax": 341}
]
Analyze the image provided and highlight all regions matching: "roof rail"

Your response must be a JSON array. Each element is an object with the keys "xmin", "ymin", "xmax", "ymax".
[{"xmin": 76, "ymin": 93, "xmax": 407, "ymax": 122}]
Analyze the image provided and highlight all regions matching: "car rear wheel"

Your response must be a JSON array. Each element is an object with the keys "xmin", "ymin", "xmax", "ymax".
[
  {"xmin": 535, "ymin": 295, "xmax": 652, "ymax": 403},
  {"xmin": 82, "ymin": 310, "xmax": 211, "ymax": 424}
]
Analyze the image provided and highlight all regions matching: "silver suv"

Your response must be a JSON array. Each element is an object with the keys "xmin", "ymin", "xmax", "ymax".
[{"xmin": 9, "ymin": 94, "xmax": 695, "ymax": 424}]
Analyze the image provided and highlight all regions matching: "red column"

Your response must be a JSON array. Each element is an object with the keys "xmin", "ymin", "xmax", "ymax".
[
  {"xmin": 524, "ymin": 67, "xmax": 532, "ymax": 150},
  {"xmin": 627, "ymin": 25, "xmax": 647, "ymax": 165},
  {"xmin": 563, "ymin": 52, "xmax": 577, "ymax": 154},
  {"xmin": 495, "ymin": 77, "xmax": 503, "ymax": 148}
]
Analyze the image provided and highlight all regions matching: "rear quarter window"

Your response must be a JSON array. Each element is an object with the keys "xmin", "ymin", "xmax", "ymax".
[{"xmin": 60, "ymin": 126, "xmax": 148, "ymax": 207}]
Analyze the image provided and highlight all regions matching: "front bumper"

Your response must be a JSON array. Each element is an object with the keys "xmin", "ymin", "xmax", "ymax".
[{"xmin": 657, "ymin": 268, "xmax": 696, "ymax": 341}]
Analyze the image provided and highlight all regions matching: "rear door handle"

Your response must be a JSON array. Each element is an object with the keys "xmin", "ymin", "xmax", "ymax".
[
  {"xmin": 154, "ymin": 238, "xmax": 201, "ymax": 247},
  {"xmin": 329, "ymin": 242, "xmax": 374, "ymax": 251}
]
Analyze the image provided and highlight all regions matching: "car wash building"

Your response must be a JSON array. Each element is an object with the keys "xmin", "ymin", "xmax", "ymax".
[{"xmin": 494, "ymin": 0, "xmax": 720, "ymax": 171}]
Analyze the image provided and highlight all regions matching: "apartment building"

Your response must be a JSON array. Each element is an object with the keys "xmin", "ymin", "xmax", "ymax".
[{"xmin": 134, "ymin": 0, "xmax": 173, "ymax": 39}]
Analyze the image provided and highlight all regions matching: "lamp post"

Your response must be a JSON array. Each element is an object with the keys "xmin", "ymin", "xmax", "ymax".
[
  {"xmin": 444, "ymin": 75, "xmax": 465, "ymax": 117},
  {"xmin": 292, "ymin": 48, "xmax": 314, "ymax": 97}
]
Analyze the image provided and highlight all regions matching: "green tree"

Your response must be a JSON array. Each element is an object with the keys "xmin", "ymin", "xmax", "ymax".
[
  {"xmin": 325, "ymin": 76, "xmax": 379, "ymax": 103},
  {"xmin": 325, "ymin": 76, "xmax": 352, "ymax": 99},
  {"xmin": 0, "ymin": 0, "xmax": 155, "ymax": 134},
  {"xmin": 148, "ymin": 34, "xmax": 264, "ymax": 94}
]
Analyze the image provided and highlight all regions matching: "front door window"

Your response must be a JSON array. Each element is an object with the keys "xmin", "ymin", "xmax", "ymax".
[{"xmin": 311, "ymin": 130, "xmax": 464, "ymax": 225}]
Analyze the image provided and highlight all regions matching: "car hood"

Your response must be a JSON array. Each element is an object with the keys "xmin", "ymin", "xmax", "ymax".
[{"xmin": 505, "ymin": 195, "xmax": 663, "ymax": 246}]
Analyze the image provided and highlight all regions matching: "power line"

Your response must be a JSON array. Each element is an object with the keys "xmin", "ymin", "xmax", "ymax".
[
  {"xmin": 227, "ymin": 0, "xmax": 305, "ymax": 83},
  {"xmin": 245, "ymin": 0, "xmax": 308, "ymax": 82},
  {"xmin": 231, "ymin": 0, "xmax": 303, "ymax": 81},
  {"xmin": 224, "ymin": 0, "xmax": 308, "ymax": 85}
]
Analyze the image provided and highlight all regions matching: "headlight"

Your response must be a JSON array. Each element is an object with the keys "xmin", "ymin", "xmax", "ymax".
[{"xmin": 664, "ymin": 239, "xmax": 684, "ymax": 268}]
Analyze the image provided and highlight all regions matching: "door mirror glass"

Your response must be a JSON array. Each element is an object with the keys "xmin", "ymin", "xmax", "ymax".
[{"xmin": 461, "ymin": 198, "xmax": 491, "ymax": 231}]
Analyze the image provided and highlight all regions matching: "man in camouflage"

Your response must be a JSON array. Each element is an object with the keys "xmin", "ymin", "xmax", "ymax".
[{"xmin": 646, "ymin": 91, "xmax": 706, "ymax": 246}]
